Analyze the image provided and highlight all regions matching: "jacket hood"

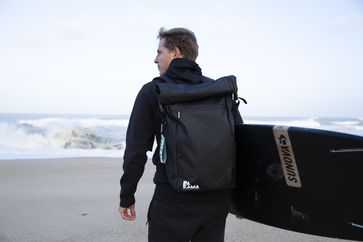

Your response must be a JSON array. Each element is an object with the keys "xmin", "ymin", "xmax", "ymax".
[{"xmin": 162, "ymin": 58, "xmax": 203, "ymax": 84}]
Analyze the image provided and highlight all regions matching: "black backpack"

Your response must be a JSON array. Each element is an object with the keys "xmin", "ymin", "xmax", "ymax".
[{"xmin": 156, "ymin": 75, "xmax": 242, "ymax": 192}]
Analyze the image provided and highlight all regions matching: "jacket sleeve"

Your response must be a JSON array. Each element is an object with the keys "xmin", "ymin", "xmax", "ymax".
[{"xmin": 120, "ymin": 85, "xmax": 156, "ymax": 208}]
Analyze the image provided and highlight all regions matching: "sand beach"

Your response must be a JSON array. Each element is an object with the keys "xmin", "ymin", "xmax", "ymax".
[{"xmin": 0, "ymin": 157, "xmax": 353, "ymax": 242}]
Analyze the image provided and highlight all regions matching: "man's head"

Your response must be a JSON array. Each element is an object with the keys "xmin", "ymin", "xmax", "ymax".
[{"xmin": 154, "ymin": 27, "xmax": 199, "ymax": 76}]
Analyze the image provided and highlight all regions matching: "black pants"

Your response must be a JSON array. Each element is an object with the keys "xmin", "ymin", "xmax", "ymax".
[{"xmin": 147, "ymin": 197, "xmax": 229, "ymax": 242}]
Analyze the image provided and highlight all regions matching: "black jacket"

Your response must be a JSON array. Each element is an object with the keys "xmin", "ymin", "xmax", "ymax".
[{"xmin": 120, "ymin": 58, "xmax": 241, "ymax": 208}]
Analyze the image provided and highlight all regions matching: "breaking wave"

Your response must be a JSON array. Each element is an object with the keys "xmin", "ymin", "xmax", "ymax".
[{"xmin": 0, "ymin": 114, "xmax": 128, "ymax": 159}]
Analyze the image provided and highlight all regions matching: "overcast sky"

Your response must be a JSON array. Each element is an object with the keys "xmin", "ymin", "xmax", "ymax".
[{"xmin": 0, "ymin": 0, "xmax": 362, "ymax": 117}]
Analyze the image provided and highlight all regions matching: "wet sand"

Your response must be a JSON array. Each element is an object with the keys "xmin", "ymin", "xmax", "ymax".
[{"xmin": 0, "ymin": 158, "xmax": 353, "ymax": 242}]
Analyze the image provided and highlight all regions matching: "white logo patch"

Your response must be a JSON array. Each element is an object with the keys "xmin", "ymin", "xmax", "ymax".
[
  {"xmin": 183, "ymin": 181, "xmax": 200, "ymax": 190},
  {"xmin": 273, "ymin": 126, "xmax": 302, "ymax": 188}
]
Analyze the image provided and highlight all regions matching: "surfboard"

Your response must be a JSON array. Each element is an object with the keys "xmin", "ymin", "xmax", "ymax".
[{"xmin": 231, "ymin": 124, "xmax": 363, "ymax": 241}]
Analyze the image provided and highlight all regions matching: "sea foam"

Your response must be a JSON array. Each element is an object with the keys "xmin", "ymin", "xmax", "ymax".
[{"xmin": 0, "ymin": 114, "xmax": 127, "ymax": 159}]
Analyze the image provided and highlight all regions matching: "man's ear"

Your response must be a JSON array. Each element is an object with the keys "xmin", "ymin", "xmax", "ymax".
[{"xmin": 174, "ymin": 47, "xmax": 183, "ymax": 58}]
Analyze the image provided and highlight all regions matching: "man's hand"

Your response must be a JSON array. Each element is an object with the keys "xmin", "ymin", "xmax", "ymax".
[{"xmin": 119, "ymin": 204, "xmax": 136, "ymax": 221}]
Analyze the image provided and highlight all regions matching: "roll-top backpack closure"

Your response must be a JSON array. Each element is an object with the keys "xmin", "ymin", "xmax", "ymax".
[{"xmin": 156, "ymin": 75, "xmax": 238, "ymax": 104}]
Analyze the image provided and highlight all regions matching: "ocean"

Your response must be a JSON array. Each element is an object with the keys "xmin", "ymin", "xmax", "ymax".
[{"xmin": 0, "ymin": 113, "xmax": 362, "ymax": 160}]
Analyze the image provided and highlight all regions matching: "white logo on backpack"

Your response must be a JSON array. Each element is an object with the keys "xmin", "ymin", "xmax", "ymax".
[{"xmin": 183, "ymin": 181, "xmax": 200, "ymax": 190}]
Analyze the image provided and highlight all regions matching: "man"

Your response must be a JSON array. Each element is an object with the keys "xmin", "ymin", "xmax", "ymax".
[{"xmin": 119, "ymin": 27, "xmax": 241, "ymax": 242}]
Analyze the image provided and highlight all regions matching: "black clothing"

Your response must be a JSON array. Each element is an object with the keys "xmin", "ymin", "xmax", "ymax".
[
  {"xmin": 161, "ymin": 58, "xmax": 203, "ymax": 84},
  {"xmin": 147, "ymin": 196, "xmax": 229, "ymax": 242},
  {"xmin": 119, "ymin": 79, "xmax": 161, "ymax": 208}
]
